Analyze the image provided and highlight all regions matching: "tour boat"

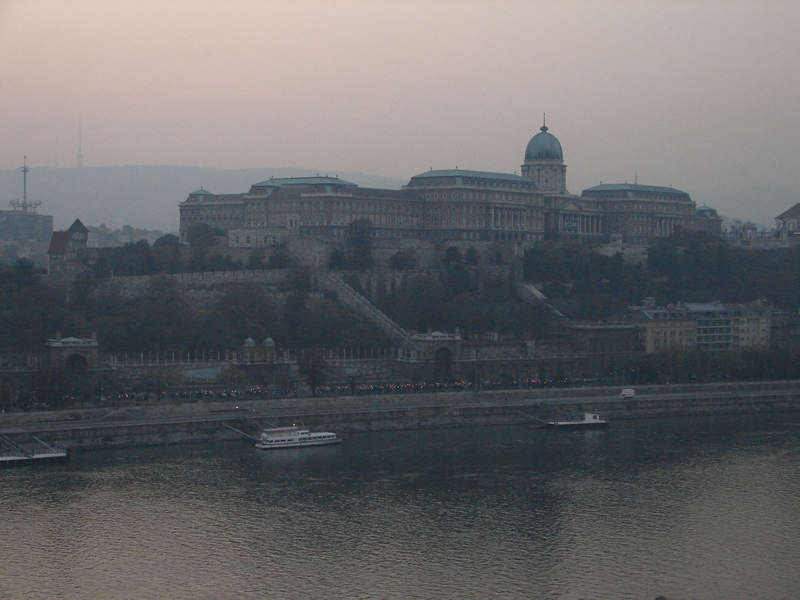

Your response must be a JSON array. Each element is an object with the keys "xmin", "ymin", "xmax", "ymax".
[
  {"xmin": 254, "ymin": 426, "xmax": 341, "ymax": 450},
  {"xmin": 546, "ymin": 412, "xmax": 609, "ymax": 429}
]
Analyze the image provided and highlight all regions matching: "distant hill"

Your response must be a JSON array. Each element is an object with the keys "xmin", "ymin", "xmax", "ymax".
[{"xmin": 0, "ymin": 165, "xmax": 405, "ymax": 231}]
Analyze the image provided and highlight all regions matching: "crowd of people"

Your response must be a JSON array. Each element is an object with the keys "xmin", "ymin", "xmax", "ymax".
[
  {"xmin": 14, "ymin": 376, "xmax": 608, "ymax": 411},
  {"xmin": 127, "ymin": 376, "xmax": 601, "ymax": 404}
]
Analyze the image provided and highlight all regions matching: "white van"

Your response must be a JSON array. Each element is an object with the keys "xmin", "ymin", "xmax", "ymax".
[{"xmin": 620, "ymin": 388, "xmax": 636, "ymax": 398}]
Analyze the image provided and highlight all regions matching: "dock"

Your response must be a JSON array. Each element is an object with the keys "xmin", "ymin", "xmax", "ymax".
[{"xmin": 0, "ymin": 433, "xmax": 68, "ymax": 466}]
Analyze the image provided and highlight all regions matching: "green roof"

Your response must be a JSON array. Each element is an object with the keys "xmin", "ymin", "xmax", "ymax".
[
  {"xmin": 190, "ymin": 188, "xmax": 212, "ymax": 196},
  {"xmin": 525, "ymin": 125, "xmax": 563, "ymax": 161},
  {"xmin": 409, "ymin": 169, "xmax": 536, "ymax": 185},
  {"xmin": 582, "ymin": 183, "xmax": 688, "ymax": 195},
  {"xmin": 253, "ymin": 176, "xmax": 357, "ymax": 187}
]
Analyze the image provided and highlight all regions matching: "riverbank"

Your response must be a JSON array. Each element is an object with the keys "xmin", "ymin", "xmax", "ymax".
[{"xmin": 1, "ymin": 380, "xmax": 799, "ymax": 450}]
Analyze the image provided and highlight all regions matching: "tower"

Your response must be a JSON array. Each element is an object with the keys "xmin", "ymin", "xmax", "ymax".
[
  {"xmin": 520, "ymin": 115, "xmax": 567, "ymax": 194},
  {"xmin": 9, "ymin": 156, "xmax": 41, "ymax": 213},
  {"xmin": 76, "ymin": 118, "xmax": 84, "ymax": 168}
]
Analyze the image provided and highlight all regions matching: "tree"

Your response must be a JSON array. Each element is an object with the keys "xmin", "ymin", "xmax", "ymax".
[
  {"xmin": 247, "ymin": 248, "xmax": 266, "ymax": 270},
  {"xmin": 284, "ymin": 292, "xmax": 308, "ymax": 346},
  {"xmin": 268, "ymin": 245, "xmax": 290, "ymax": 268},
  {"xmin": 346, "ymin": 219, "xmax": 373, "ymax": 270},
  {"xmin": 211, "ymin": 283, "xmax": 280, "ymax": 348},
  {"xmin": 328, "ymin": 248, "xmax": 347, "ymax": 270},
  {"xmin": 187, "ymin": 223, "xmax": 221, "ymax": 266},
  {"xmin": 388, "ymin": 250, "xmax": 417, "ymax": 270},
  {"xmin": 444, "ymin": 263, "xmax": 474, "ymax": 298},
  {"xmin": 123, "ymin": 275, "xmax": 191, "ymax": 350},
  {"xmin": 298, "ymin": 347, "xmax": 326, "ymax": 396},
  {"xmin": 379, "ymin": 275, "xmax": 446, "ymax": 332},
  {"xmin": 152, "ymin": 234, "xmax": 182, "ymax": 272},
  {"xmin": 13, "ymin": 259, "xmax": 37, "ymax": 288},
  {"xmin": 464, "ymin": 246, "xmax": 479, "ymax": 266},
  {"xmin": 443, "ymin": 246, "xmax": 462, "ymax": 266}
]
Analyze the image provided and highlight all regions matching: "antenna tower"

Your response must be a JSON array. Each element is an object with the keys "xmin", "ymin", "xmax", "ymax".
[
  {"xmin": 76, "ymin": 117, "xmax": 84, "ymax": 168},
  {"xmin": 9, "ymin": 156, "xmax": 41, "ymax": 213}
]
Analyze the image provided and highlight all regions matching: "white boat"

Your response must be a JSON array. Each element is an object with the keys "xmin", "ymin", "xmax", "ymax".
[
  {"xmin": 546, "ymin": 412, "xmax": 609, "ymax": 429},
  {"xmin": 254, "ymin": 426, "xmax": 342, "ymax": 450}
]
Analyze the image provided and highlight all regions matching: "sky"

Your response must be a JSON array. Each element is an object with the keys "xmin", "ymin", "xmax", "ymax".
[{"xmin": 1, "ymin": 0, "xmax": 799, "ymax": 224}]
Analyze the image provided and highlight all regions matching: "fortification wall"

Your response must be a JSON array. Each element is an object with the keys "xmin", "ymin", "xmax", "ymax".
[{"xmin": 97, "ymin": 268, "xmax": 289, "ymax": 298}]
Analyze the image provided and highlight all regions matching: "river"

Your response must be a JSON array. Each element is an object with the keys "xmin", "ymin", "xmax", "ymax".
[{"xmin": 2, "ymin": 414, "xmax": 799, "ymax": 599}]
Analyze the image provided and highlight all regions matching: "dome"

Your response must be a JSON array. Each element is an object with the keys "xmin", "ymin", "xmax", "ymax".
[
  {"xmin": 243, "ymin": 337, "xmax": 256, "ymax": 347},
  {"xmin": 263, "ymin": 337, "xmax": 275, "ymax": 347},
  {"xmin": 524, "ymin": 125, "xmax": 563, "ymax": 161}
]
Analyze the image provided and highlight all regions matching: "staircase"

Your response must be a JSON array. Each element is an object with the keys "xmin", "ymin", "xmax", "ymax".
[
  {"xmin": 517, "ymin": 282, "xmax": 567, "ymax": 319},
  {"xmin": 322, "ymin": 274, "xmax": 410, "ymax": 347}
]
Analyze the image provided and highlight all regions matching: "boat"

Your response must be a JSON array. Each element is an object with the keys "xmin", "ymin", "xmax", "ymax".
[
  {"xmin": 546, "ymin": 412, "xmax": 609, "ymax": 429},
  {"xmin": 254, "ymin": 426, "xmax": 342, "ymax": 450}
]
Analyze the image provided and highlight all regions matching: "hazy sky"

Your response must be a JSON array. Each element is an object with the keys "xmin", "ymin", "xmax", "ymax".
[{"xmin": 2, "ymin": 0, "xmax": 799, "ymax": 222}]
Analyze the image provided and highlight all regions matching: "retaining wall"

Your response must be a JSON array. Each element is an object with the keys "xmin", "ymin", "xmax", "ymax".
[{"xmin": 2, "ymin": 381, "xmax": 799, "ymax": 450}]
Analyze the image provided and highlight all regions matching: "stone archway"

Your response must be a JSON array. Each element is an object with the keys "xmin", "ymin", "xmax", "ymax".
[
  {"xmin": 65, "ymin": 353, "xmax": 89, "ymax": 375},
  {"xmin": 433, "ymin": 347, "xmax": 452, "ymax": 381}
]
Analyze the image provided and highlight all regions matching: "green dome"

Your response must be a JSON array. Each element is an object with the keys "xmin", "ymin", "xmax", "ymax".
[{"xmin": 524, "ymin": 125, "xmax": 563, "ymax": 161}]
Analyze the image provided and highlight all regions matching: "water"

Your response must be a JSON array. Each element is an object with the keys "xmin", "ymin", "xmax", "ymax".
[{"xmin": 2, "ymin": 414, "xmax": 800, "ymax": 599}]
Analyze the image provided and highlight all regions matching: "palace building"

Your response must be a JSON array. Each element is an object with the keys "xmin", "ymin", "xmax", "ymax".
[{"xmin": 179, "ymin": 121, "xmax": 718, "ymax": 254}]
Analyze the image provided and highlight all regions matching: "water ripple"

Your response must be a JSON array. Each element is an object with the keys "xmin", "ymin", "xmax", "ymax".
[{"xmin": 2, "ymin": 414, "xmax": 800, "ymax": 599}]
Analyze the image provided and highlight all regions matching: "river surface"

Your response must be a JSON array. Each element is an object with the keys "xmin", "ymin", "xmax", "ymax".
[{"xmin": 2, "ymin": 414, "xmax": 800, "ymax": 599}]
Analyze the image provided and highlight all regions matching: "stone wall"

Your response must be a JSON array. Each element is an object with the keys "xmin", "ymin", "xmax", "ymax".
[
  {"xmin": 98, "ymin": 268, "xmax": 289, "ymax": 297},
  {"xmin": 334, "ymin": 265, "xmax": 513, "ymax": 302}
]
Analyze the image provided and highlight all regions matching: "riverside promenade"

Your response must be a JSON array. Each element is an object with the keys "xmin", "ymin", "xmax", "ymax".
[{"xmin": 2, "ymin": 380, "xmax": 799, "ymax": 450}]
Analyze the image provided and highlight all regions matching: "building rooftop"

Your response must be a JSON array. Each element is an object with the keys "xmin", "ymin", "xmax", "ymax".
[
  {"xmin": 408, "ymin": 169, "xmax": 537, "ymax": 186},
  {"xmin": 524, "ymin": 124, "xmax": 563, "ymax": 161},
  {"xmin": 252, "ymin": 176, "xmax": 357, "ymax": 187},
  {"xmin": 583, "ymin": 183, "xmax": 689, "ymax": 196},
  {"xmin": 68, "ymin": 218, "xmax": 88, "ymax": 234},
  {"xmin": 776, "ymin": 202, "xmax": 800, "ymax": 222},
  {"xmin": 682, "ymin": 302, "xmax": 727, "ymax": 313},
  {"xmin": 633, "ymin": 300, "xmax": 768, "ymax": 320}
]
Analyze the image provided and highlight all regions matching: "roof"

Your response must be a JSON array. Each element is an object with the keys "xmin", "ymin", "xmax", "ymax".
[
  {"xmin": 48, "ymin": 231, "xmax": 70, "ymax": 255},
  {"xmin": 776, "ymin": 202, "xmax": 800, "ymax": 221},
  {"xmin": 68, "ymin": 218, "xmax": 88, "ymax": 233},
  {"xmin": 582, "ymin": 183, "xmax": 688, "ymax": 196},
  {"xmin": 683, "ymin": 302, "xmax": 727, "ymax": 313},
  {"xmin": 252, "ymin": 176, "xmax": 357, "ymax": 187},
  {"xmin": 696, "ymin": 205, "xmax": 719, "ymax": 218},
  {"xmin": 635, "ymin": 300, "xmax": 769, "ymax": 320},
  {"xmin": 182, "ymin": 193, "xmax": 243, "ymax": 205},
  {"xmin": 408, "ymin": 169, "xmax": 536, "ymax": 185},
  {"xmin": 190, "ymin": 188, "xmax": 212, "ymax": 196},
  {"xmin": 524, "ymin": 125, "xmax": 563, "ymax": 161}
]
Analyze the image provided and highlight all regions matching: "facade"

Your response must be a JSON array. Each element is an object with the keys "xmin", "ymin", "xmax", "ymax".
[
  {"xmin": 183, "ymin": 171, "xmax": 546, "ymax": 248},
  {"xmin": 520, "ymin": 123, "xmax": 567, "ymax": 194},
  {"xmin": 179, "ymin": 121, "xmax": 713, "ymax": 253},
  {"xmin": 241, "ymin": 337, "xmax": 277, "ymax": 363},
  {"xmin": 47, "ymin": 218, "xmax": 90, "ymax": 276},
  {"xmin": 692, "ymin": 205, "xmax": 723, "ymax": 236},
  {"xmin": 775, "ymin": 203, "xmax": 800, "ymax": 243},
  {"xmin": 0, "ymin": 210, "xmax": 53, "ymax": 243},
  {"xmin": 580, "ymin": 184, "xmax": 696, "ymax": 245},
  {"xmin": 180, "ymin": 189, "xmax": 246, "ymax": 241},
  {"xmin": 630, "ymin": 301, "xmax": 770, "ymax": 353},
  {"xmin": 45, "ymin": 333, "xmax": 100, "ymax": 370},
  {"xmin": 405, "ymin": 170, "xmax": 544, "ymax": 242}
]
